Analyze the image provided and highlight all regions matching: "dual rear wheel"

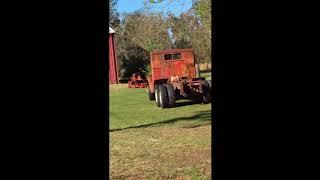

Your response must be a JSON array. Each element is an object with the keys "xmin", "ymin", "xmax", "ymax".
[
  {"xmin": 152, "ymin": 80, "xmax": 212, "ymax": 108},
  {"xmin": 154, "ymin": 83, "xmax": 175, "ymax": 108}
]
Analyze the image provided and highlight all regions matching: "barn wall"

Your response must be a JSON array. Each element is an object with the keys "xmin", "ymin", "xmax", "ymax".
[{"xmin": 109, "ymin": 33, "xmax": 118, "ymax": 84}]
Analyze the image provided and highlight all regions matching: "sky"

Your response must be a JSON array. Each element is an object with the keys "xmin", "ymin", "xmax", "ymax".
[
  {"xmin": 117, "ymin": 0, "xmax": 144, "ymax": 13},
  {"xmin": 117, "ymin": 0, "xmax": 193, "ymax": 16}
]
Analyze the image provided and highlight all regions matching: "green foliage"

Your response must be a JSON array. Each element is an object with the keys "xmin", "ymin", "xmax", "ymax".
[
  {"xmin": 108, "ymin": 0, "xmax": 120, "ymax": 28},
  {"xmin": 167, "ymin": 10, "xmax": 211, "ymax": 64},
  {"xmin": 145, "ymin": 0, "xmax": 162, "ymax": 3},
  {"xmin": 110, "ymin": 0, "xmax": 212, "ymax": 79},
  {"xmin": 142, "ymin": 64, "xmax": 152, "ymax": 77},
  {"xmin": 122, "ymin": 11, "xmax": 172, "ymax": 52},
  {"xmin": 194, "ymin": 0, "xmax": 211, "ymax": 32},
  {"xmin": 117, "ymin": 44, "xmax": 149, "ymax": 79},
  {"xmin": 145, "ymin": 40, "xmax": 158, "ymax": 52}
]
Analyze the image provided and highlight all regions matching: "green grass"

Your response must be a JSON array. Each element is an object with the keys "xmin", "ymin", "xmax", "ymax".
[
  {"xmin": 200, "ymin": 71, "xmax": 211, "ymax": 80},
  {"xmin": 110, "ymin": 81, "xmax": 212, "ymax": 179},
  {"xmin": 110, "ymin": 85, "xmax": 211, "ymax": 130}
]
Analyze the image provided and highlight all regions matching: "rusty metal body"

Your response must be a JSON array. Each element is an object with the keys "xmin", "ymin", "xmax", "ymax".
[
  {"xmin": 147, "ymin": 49, "xmax": 211, "ymax": 108},
  {"xmin": 148, "ymin": 49, "xmax": 197, "ymax": 93},
  {"xmin": 151, "ymin": 49, "xmax": 196, "ymax": 82}
]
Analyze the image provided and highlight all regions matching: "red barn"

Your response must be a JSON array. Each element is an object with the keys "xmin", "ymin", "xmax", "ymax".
[{"xmin": 109, "ymin": 27, "xmax": 119, "ymax": 84}]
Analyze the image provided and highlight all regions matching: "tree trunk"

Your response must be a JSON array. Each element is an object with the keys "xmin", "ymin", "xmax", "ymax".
[{"xmin": 195, "ymin": 64, "xmax": 200, "ymax": 78}]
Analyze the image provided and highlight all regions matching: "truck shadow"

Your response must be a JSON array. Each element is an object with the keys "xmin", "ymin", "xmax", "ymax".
[
  {"xmin": 110, "ymin": 110, "xmax": 212, "ymax": 132},
  {"xmin": 175, "ymin": 99, "xmax": 211, "ymax": 107},
  {"xmin": 175, "ymin": 100, "xmax": 198, "ymax": 107}
]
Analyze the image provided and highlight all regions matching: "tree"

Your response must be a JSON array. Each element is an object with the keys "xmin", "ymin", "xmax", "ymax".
[
  {"xmin": 114, "ymin": 10, "xmax": 173, "ymax": 79},
  {"xmin": 112, "ymin": 0, "xmax": 212, "ymax": 80},
  {"xmin": 167, "ymin": 12, "xmax": 193, "ymax": 49},
  {"xmin": 194, "ymin": 0, "xmax": 211, "ymax": 34},
  {"xmin": 122, "ymin": 10, "xmax": 172, "ymax": 52},
  {"xmin": 144, "ymin": 0, "xmax": 212, "ymax": 64},
  {"xmin": 108, "ymin": 0, "xmax": 120, "ymax": 29},
  {"xmin": 167, "ymin": 10, "xmax": 211, "ymax": 64}
]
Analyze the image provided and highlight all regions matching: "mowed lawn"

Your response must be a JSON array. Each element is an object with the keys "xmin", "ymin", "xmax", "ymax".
[{"xmin": 110, "ymin": 77, "xmax": 212, "ymax": 179}]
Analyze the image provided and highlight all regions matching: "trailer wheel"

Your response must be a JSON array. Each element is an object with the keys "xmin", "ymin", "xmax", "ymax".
[
  {"xmin": 202, "ymin": 80, "xmax": 211, "ymax": 104},
  {"xmin": 159, "ymin": 84, "xmax": 169, "ymax": 108},
  {"xmin": 148, "ymin": 87, "xmax": 155, "ymax": 101},
  {"xmin": 164, "ymin": 83, "xmax": 175, "ymax": 108},
  {"xmin": 155, "ymin": 84, "xmax": 160, "ymax": 107}
]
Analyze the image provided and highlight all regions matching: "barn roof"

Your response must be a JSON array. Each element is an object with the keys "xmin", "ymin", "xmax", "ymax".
[{"xmin": 109, "ymin": 27, "xmax": 115, "ymax": 33}]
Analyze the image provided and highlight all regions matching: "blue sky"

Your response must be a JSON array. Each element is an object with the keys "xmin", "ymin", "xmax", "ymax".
[
  {"xmin": 117, "ymin": 0, "xmax": 144, "ymax": 13},
  {"xmin": 117, "ymin": 0, "xmax": 193, "ymax": 16}
]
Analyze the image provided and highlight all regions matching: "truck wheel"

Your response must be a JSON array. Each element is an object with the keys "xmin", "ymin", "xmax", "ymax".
[
  {"xmin": 148, "ymin": 87, "xmax": 155, "ymax": 101},
  {"xmin": 206, "ymin": 80, "xmax": 212, "ymax": 89},
  {"xmin": 206, "ymin": 80, "xmax": 214, "ymax": 102},
  {"xmin": 159, "ymin": 84, "xmax": 169, "ymax": 108},
  {"xmin": 164, "ymin": 83, "xmax": 175, "ymax": 108},
  {"xmin": 202, "ymin": 80, "xmax": 211, "ymax": 104},
  {"xmin": 155, "ymin": 84, "xmax": 160, "ymax": 107}
]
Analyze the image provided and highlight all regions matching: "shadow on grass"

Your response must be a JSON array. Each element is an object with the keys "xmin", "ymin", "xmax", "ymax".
[
  {"xmin": 200, "ymin": 69, "xmax": 211, "ymax": 73},
  {"xmin": 110, "ymin": 110, "xmax": 212, "ymax": 132},
  {"xmin": 175, "ymin": 99, "xmax": 204, "ymax": 107}
]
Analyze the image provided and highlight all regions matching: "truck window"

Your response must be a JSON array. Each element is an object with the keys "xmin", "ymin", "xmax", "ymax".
[{"xmin": 164, "ymin": 53, "xmax": 181, "ymax": 60}]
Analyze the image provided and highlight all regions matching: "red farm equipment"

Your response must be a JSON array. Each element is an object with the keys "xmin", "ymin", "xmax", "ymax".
[
  {"xmin": 147, "ymin": 48, "xmax": 212, "ymax": 108},
  {"xmin": 128, "ymin": 73, "xmax": 148, "ymax": 88}
]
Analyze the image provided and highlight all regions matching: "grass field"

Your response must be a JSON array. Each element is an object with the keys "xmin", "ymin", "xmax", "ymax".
[
  {"xmin": 200, "ymin": 71, "xmax": 211, "ymax": 80},
  {"xmin": 110, "ymin": 76, "xmax": 212, "ymax": 179}
]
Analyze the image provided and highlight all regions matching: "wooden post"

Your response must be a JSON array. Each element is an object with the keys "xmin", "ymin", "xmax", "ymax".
[{"xmin": 195, "ymin": 64, "xmax": 200, "ymax": 78}]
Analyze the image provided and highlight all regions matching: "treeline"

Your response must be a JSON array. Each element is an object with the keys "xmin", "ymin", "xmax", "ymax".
[{"xmin": 109, "ymin": 0, "xmax": 211, "ymax": 80}]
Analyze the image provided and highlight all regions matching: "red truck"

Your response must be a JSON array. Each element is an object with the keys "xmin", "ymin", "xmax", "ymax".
[{"xmin": 147, "ymin": 48, "xmax": 212, "ymax": 108}]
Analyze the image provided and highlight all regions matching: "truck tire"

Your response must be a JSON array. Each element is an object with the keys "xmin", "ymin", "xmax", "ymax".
[
  {"xmin": 148, "ymin": 87, "xmax": 155, "ymax": 101},
  {"xmin": 206, "ymin": 80, "xmax": 214, "ymax": 102},
  {"xmin": 202, "ymin": 80, "xmax": 211, "ymax": 104},
  {"xmin": 164, "ymin": 83, "xmax": 175, "ymax": 108},
  {"xmin": 159, "ymin": 84, "xmax": 169, "ymax": 108},
  {"xmin": 206, "ymin": 80, "xmax": 212, "ymax": 89},
  {"xmin": 155, "ymin": 84, "xmax": 160, "ymax": 107}
]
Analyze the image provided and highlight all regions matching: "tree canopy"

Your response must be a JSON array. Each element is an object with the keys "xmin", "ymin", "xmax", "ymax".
[{"xmin": 109, "ymin": 0, "xmax": 212, "ymax": 79}]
